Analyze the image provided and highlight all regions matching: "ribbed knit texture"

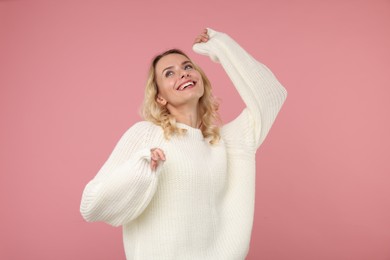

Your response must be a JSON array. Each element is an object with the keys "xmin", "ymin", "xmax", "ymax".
[{"xmin": 80, "ymin": 28, "xmax": 287, "ymax": 260}]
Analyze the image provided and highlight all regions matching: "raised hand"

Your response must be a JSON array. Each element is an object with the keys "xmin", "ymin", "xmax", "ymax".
[{"xmin": 193, "ymin": 28, "xmax": 209, "ymax": 44}]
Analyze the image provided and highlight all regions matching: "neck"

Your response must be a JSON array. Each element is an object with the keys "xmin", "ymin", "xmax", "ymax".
[{"xmin": 167, "ymin": 103, "xmax": 200, "ymax": 128}]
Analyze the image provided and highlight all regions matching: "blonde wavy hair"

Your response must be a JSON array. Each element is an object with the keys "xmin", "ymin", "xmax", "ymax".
[{"xmin": 141, "ymin": 49, "xmax": 220, "ymax": 145}]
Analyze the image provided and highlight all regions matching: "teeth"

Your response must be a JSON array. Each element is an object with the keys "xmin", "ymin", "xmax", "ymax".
[{"xmin": 178, "ymin": 81, "xmax": 194, "ymax": 90}]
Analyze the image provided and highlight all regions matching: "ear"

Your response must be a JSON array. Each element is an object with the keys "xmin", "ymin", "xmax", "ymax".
[{"xmin": 156, "ymin": 95, "xmax": 167, "ymax": 106}]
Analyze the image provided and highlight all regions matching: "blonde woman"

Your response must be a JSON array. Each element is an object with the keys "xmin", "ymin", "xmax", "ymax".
[{"xmin": 80, "ymin": 28, "xmax": 287, "ymax": 260}]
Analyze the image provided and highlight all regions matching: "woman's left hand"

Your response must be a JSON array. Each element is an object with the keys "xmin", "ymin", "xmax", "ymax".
[{"xmin": 194, "ymin": 29, "xmax": 209, "ymax": 44}]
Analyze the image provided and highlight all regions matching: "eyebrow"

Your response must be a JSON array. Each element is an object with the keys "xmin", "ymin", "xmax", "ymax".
[{"xmin": 162, "ymin": 60, "xmax": 192, "ymax": 75}]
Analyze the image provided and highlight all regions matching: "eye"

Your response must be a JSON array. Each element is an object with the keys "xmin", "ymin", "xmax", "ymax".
[
  {"xmin": 165, "ymin": 71, "xmax": 174, "ymax": 77},
  {"xmin": 184, "ymin": 64, "xmax": 193, "ymax": 70}
]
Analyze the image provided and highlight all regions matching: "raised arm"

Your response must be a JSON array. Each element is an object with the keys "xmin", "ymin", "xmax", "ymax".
[
  {"xmin": 80, "ymin": 122, "xmax": 163, "ymax": 227},
  {"xmin": 193, "ymin": 28, "xmax": 287, "ymax": 149}
]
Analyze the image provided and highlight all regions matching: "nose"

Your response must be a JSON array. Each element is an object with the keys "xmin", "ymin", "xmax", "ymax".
[{"xmin": 181, "ymin": 70, "xmax": 190, "ymax": 78}]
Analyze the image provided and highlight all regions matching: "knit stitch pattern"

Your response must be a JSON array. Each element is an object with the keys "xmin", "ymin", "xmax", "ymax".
[{"xmin": 80, "ymin": 28, "xmax": 287, "ymax": 260}]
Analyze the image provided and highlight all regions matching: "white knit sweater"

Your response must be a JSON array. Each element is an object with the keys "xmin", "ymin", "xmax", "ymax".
[{"xmin": 80, "ymin": 28, "xmax": 287, "ymax": 260}]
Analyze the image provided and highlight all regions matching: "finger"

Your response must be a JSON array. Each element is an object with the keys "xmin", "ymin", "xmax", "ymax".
[
  {"xmin": 151, "ymin": 148, "xmax": 160, "ymax": 160},
  {"xmin": 194, "ymin": 36, "xmax": 202, "ymax": 44},
  {"xmin": 151, "ymin": 152, "xmax": 158, "ymax": 161},
  {"xmin": 201, "ymin": 32, "xmax": 209, "ymax": 38},
  {"xmin": 151, "ymin": 149, "xmax": 166, "ymax": 163},
  {"xmin": 150, "ymin": 160, "xmax": 156, "ymax": 171},
  {"xmin": 195, "ymin": 31, "xmax": 209, "ymax": 43},
  {"xmin": 154, "ymin": 149, "xmax": 166, "ymax": 161}
]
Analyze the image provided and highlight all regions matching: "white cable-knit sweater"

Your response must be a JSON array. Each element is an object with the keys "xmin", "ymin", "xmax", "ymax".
[{"xmin": 80, "ymin": 28, "xmax": 287, "ymax": 260}]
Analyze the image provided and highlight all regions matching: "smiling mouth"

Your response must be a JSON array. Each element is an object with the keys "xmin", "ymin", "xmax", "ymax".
[{"xmin": 176, "ymin": 81, "xmax": 196, "ymax": 91}]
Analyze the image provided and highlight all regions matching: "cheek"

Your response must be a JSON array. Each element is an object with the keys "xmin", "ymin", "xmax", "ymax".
[
  {"xmin": 156, "ymin": 79, "xmax": 174, "ymax": 98},
  {"xmin": 191, "ymin": 71, "xmax": 201, "ymax": 82},
  {"xmin": 197, "ymin": 77, "xmax": 205, "ymax": 90}
]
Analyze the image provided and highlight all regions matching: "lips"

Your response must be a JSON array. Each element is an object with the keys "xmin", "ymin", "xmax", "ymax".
[{"xmin": 176, "ymin": 80, "xmax": 196, "ymax": 91}]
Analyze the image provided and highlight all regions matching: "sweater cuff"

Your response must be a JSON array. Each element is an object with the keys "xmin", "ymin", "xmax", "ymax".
[{"xmin": 192, "ymin": 28, "xmax": 224, "ymax": 63}]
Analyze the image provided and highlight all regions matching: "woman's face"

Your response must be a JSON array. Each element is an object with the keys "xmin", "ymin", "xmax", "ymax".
[{"xmin": 154, "ymin": 53, "xmax": 204, "ymax": 108}]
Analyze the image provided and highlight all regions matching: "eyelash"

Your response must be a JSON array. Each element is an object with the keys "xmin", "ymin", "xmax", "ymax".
[
  {"xmin": 165, "ymin": 64, "xmax": 193, "ymax": 78},
  {"xmin": 165, "ymin": 71, "xmax": 174, "ymax": 77},
  {"xmin": 184, "ymin": 64, "xmax": 193, "ymax": 70}
]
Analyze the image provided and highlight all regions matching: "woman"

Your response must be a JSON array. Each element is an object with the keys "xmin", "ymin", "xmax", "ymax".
[{"xmin": 80, "ymin": 28, "xmax": 287, "ymax": 260}]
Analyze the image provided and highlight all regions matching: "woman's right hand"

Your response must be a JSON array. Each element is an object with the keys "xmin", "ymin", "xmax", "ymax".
[
  {"xmin": 150, "ymin": 148, "xmax": 166, "ymax": 171},
  {"xmin": 194, "ymin": 28, "xmax": 209, "ymax": 44}
]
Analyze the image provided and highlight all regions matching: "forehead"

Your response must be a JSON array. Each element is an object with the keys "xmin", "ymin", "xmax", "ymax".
[{"xmin": 155, "ymin": 53, "xmax": 190, "ymax": 72}]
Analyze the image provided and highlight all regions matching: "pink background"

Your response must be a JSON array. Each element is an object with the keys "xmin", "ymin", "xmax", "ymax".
[{"xmin": 1, "ymin": 0, "xmax": 389, "ymax": 259}]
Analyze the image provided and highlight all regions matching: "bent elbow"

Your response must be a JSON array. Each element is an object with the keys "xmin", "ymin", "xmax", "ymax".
[{"xmin": 80, "ymin": 201, "xmax": 99, "ymax": 223}]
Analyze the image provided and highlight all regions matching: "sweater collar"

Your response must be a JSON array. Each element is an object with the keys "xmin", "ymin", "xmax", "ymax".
[{"xmin": 176, "ymin": 123, "xmax": 204, "ymax": 140}]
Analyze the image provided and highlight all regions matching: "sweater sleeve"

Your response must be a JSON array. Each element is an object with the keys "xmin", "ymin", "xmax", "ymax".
[
  {"xmin": 193, "ymin": 28, "xmax": 287, "ymax": 150},
  {"xmin": 80, "ymin": 122, "xmax": 162, "ymax": 227}
]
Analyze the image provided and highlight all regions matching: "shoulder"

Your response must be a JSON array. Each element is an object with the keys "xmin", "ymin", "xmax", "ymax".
[
  {"xmin": 123, "ymin": 121, "xmax": 161, "ymax": 135},
  {"xmin": 131, "ymin": 121, "xmax": 155, "ymax": 130},
  {"xmin": 122, "ymin": 121, "xmax": 164, "ymax": 144}
]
